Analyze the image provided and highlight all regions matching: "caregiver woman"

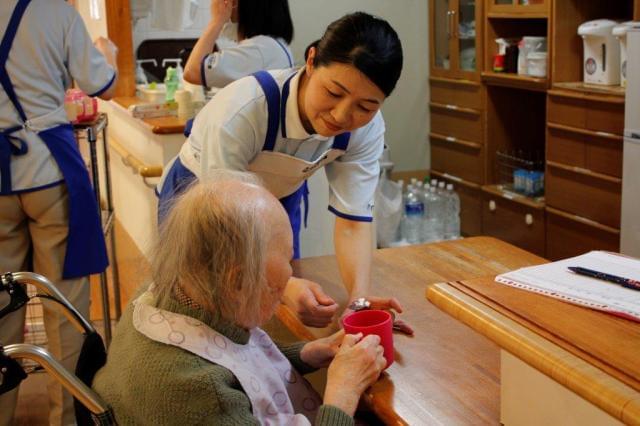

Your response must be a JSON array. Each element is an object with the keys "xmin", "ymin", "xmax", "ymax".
[{"xmin": 158, "ymin": 12, "xmax": 407, "ymax": 329}]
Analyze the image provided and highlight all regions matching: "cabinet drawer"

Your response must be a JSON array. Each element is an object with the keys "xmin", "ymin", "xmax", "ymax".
[
  {"xmin": 430, "ymin": 172, "xmax": 483, "ymax": 237},
  {"xmin": 482, "ymin": 193, "xmax": 545, "ymax": 257},
  {"xmin": 546, "ymin": 207, "xmax": 619, "ymax": 261},
  {"xmin": 545, "ymin": 162, "xmax": 621, "ymax": 228},
  {"xmin": 430, "ymin": 103, "xmax": 483, "ymax": 143},
  {"xmin": 547, "ymin": 91, "xmax": 624, "ymax": 136},
  {"xmin": 430, "ymin": 78, "xmax": 483, "ymax": 110},
  {"xmin": 430, "ymin": 134, "xmax": 485, "ymax": 184},
  {"xmin": 547, "ymin": 124, "xmax": 623, "ymax": 178}
]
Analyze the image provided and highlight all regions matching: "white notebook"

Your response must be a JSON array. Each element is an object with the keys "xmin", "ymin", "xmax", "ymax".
[{"xmin": 495, "ymin": 251, "xmax": 640, "ymax": 322}]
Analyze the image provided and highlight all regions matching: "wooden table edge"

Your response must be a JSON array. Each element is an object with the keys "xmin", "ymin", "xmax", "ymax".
[{"xmin": 426, "ymin": 282, "xmax": 640, "ymax": 426}]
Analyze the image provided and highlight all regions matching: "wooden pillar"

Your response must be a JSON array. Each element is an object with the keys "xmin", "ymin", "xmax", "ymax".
[{"xmin": 105, "ymin": 0, "xmax": 136, "ymax": 97}]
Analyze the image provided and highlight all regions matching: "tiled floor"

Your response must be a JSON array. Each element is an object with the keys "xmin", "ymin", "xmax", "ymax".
[{"xmin": 12, "ymin": 221, "xmax": 147, "ymax": 425}]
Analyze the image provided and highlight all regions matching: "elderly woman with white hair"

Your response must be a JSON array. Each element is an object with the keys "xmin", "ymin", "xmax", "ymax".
[{"xmin": 92, "ymin": 171, "xmax": 386, "ymax": 425}]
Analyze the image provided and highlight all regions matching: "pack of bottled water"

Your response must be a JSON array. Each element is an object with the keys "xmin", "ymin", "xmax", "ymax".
[{"xmin": 397, "ymin": 178, "xmax": 461, "ymax": 245}]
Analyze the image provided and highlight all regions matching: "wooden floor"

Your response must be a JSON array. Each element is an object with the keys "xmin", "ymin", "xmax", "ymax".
[{"xmin": 15, "ymin": 220, "xmax": 148, "ymax": 425}]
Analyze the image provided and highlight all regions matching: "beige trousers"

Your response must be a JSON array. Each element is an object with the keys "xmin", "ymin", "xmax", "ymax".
[{"xmin": 0, "ymin": 184, "xmax": 89, "ymax": 426}]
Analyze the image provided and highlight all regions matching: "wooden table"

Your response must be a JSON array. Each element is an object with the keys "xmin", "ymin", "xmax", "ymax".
[
  {"xmin": 276, "ymin": 237, "xmax": 543, "ymax": 425},
  {"xmin": 428, "ymin": 261, "xmax": 640, "ymax": 425}
]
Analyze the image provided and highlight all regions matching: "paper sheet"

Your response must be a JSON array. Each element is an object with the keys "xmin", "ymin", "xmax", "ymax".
[{"xmin": 495, "ymin": 251, "xmax": 640, "ymax": 321}]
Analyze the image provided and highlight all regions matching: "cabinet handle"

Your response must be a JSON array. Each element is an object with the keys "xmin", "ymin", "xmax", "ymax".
[
  {"xmin": 446, "ymin": 11, "xmax": 451, "ymax": 39},
  {"xmin": 489, "ymin": 200, "xmax": 496, "ymax": 211},
  {"xmin": 525, "ymin": 213, "xmax": 533, "ymax": 226}
]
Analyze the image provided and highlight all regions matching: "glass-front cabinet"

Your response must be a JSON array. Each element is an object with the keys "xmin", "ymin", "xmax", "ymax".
[
  {"xmin": 487, "ymin": 0, "xmax": 548, "ymax": 16},
  {"xmin": 430, "ymin": 0, "xmax": 482, "ymax": 80}
]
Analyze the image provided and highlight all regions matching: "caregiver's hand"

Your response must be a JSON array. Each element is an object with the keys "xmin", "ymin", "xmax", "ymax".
[
  {"xmin": 341, "ymin": 296, "xmax": 415, "ymax": 336},
  {"xmin": 283, "ymin": 277, "xmax": 339, "ymax": 328}
]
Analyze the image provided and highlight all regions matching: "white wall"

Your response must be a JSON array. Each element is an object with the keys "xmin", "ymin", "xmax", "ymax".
[
  {"xmin": 75, "ymin": 0, "xmax": 108, "ymax": 40},
  {"xmin": 288, "ymin": 0, "xmax": 430, "ymax": 172}
]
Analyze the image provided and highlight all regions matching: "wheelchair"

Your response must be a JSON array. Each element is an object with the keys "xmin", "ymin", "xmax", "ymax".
[{"xmin": 0, "ymin": 272, "xmax": 116, "ymax": 425}]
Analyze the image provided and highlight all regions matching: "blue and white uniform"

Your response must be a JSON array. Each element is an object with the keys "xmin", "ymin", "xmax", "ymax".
[
  {"xmin": 201, "ymin": 35, "xmax": 293, "ymax": 89},
  {"xmin": 158, "ymin": 68, "xmax": 384, "ymax": 258},
  {"xmin": 0, "ymin": 0, "xmax": 114, "ymax": 277},
  {"xmin": 0, "ymin": 0, "xmax": 114, "ymax": 423}
]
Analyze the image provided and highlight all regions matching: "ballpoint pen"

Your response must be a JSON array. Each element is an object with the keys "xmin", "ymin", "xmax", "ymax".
[{"xmin": 568, "ymin": 266, "xmax": 640, "ymax": 291}]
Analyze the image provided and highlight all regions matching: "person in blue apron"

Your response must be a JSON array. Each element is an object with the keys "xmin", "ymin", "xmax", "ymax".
[
  {"xmin": 183, "ymin": 0, "xmax": 294, "ymax": 89},
  {"xmin": 0, "ymin": 1, "xmax": 118, "ymax": 424},
  {"xmin": 158, "ymin": 12, "xmax": 413, "ymax": 333}
]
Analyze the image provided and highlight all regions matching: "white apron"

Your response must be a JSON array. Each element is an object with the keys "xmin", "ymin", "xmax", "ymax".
[{"xmin": 132, "ymin": 290, "xmax": 323, "ymax": 425}]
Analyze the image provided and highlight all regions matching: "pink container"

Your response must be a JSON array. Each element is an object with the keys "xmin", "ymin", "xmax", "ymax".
[
  {"xmin": 342, "ymin": 309, "xmax": 394, "ymax": 369},
  {"xmin": 64, "ymin": 89, "xmax": 98, "ymax": 123}
]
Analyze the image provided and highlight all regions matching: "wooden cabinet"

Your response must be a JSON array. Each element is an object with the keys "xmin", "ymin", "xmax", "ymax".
[
  {"xmin": 546, "ymin": 207, "xmax": 619, "ymax": 261},
  {"xmin": 430, "ymin": 0, "xmax": 483, "ymax": 81},
  {"xmin": 487, "ymin": 0, "xmax": 548, "ymax": 16},
  {"xmin": 429, "ymin": 0, "xmax": 485, "ymax": 236},
  {"xmin": 545, "ymin": 88, "xmax": 624, "ymax": 252},
  {"xmin": 430, "ymin": 134, "xmax": 485, "ymax": 183},
  {"xmin": 424, "ymin": 0, "xmax": 637, "ymax": 257},
  {"xmin": 482, "ymin": 186, "xmax": 545, "ymax": 256}
]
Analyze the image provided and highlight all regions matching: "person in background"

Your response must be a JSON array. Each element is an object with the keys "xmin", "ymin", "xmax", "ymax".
[
  {"xmin": 0, "ymin": 0, "xmax": 118, "ymax": 424},
  {"xmin": 94, "ymin": 172, "xmax": 387, "ymax": 425},
  {"xmin": 158, "ymin": 12, "xmax": 414, "ymax": 333},
  {"xmin": 183, "ymin": 0, "xmax": 294, "ymax": 89}
]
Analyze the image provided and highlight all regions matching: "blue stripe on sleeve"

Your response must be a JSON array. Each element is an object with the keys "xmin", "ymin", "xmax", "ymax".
[
  {"xmin": 88, "ymin": 71, "xmax": 116, "ymax": 97},
  {"xmin": 328, "ymin": 206, "xmax": 373, "ymax": 222},
  {"xmin": 200, "ymin": 54, "xmax": 209, "ymax": 89}
]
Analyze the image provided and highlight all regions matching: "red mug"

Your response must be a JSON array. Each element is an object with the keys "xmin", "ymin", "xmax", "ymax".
[{"xmin": 342, "ymin": 309, "xmax": 394, "ymax": 369}]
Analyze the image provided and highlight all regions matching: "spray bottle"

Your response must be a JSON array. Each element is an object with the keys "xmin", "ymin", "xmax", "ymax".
[
  {"xmin": 493, "ymin": 38, "xmax": 509, "ymax": 72},
  {"xmin": 164, "ymin": 66, "xmax": 179, "ymax": 103}
]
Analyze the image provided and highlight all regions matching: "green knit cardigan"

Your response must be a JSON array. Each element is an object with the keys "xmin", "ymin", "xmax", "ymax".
[{"xmin": 92, "ymin": 291, "xmax": 353, "ymax": 425}]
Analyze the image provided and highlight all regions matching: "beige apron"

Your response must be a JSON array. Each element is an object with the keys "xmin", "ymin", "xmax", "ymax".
[
  {"xmin": 132, "ymin": 290, "xmax": 323, "ymax": 425},
  {"xmin": 247, "ymin": 148, "xmax": 344, "ymax": 199}
]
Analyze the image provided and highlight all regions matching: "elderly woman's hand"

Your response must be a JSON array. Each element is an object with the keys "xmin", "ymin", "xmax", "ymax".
[
  {"xmin": 322, "ymin": 333, "xmax": 386, "ymax": 417},
  {"xmin": 300, "ymin": 330, "xmax": 344, "ymax": 368}
]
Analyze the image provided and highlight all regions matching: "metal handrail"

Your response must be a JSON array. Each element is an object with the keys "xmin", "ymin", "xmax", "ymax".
[
  {"xmin": 1, "ymin": 272, "xmax": 94, "ymax": 335},
  {"xmin": 2, "ymin": 344, "xmax": 110, "ymax": 415}
]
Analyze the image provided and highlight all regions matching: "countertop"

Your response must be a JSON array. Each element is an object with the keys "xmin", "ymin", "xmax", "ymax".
[{"xmin": 112, "ymin": 97, "xmax": 187, "ymax": 135}]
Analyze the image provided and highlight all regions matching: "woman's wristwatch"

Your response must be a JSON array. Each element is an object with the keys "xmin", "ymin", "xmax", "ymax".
[{"xmin": 348, "ymin": 297, "xmax": 371, "ymax": 312}]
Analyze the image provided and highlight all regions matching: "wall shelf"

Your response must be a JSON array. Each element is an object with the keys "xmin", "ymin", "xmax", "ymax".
[
  {"xmin": 482, "ymin": 184, "xmax": 545, "ymax": 210},
  {"xmin": 552, "ymin": 82, "xmax": 625, "ymax": 99},
  {"xmin": 487, "ymin": 12, "xmax": 548, "ymax": 19},
  {"xmin": 482, "ymin": 72, "xmax": 548, "ymax": 91}
]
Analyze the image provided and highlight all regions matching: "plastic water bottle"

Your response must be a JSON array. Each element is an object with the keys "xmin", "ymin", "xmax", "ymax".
[
  {"xmin": 403, "ymin": 186, "xmax": 424, "ymax": 244},
  {"xmin": 443, "ymin": 183, "xmax": 461, "ymax": 239},
  {"xmin": 422, "ymin": 186, "xmax": 445, "ymax": 242}
]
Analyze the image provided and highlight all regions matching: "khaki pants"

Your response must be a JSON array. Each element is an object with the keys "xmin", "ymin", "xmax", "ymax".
[{"xmin": 0, "ymin": 184, "xmax": 90, "ymax": 426}]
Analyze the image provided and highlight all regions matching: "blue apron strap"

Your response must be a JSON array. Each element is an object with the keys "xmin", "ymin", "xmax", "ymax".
[
  {"xmin": 273, "ymin": 38, "xmax": 293, "ymax": 68},
  {"xmin": 302, "ymin": 180, "xmax": 309, "ymax": 228},
  {"xmin": 280, "ymin": 73, "xmax": 296, "ymax": 139},
  {"xmin": 331, "ymin": 132, "xmax": 351, "ymax": 151},
  {"xmin": 0, "ymin": 0, "xmax": 32, "ymax": 123},
  {"xmin": 183, "ymin": 118, "xmax": 194, "ymax": 137},
  {"xmin": 0, "ymin": 127, "xmax": 28, "ymax": 194},
  {"xmin": 252, "ymin": 71, "xmax": 280, "ymax": 152}
]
